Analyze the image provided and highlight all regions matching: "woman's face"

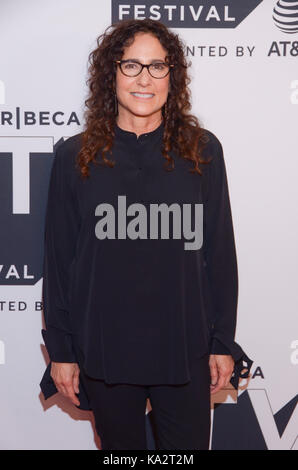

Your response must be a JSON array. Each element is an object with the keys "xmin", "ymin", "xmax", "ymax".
[{"xmin": 115, "ymin": 32, "xmax": 170, "ymax": 123}]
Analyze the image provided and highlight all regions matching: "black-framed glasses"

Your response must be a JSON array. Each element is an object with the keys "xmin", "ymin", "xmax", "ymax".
[{"xmin": 115, "ymin": 60, "xmax": 174, "ymax": 79}]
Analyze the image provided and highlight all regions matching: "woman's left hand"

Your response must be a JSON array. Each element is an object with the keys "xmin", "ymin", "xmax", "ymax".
[{"xmin": 209, "ymin": 354, "xmax": 235, "ymax": 394}]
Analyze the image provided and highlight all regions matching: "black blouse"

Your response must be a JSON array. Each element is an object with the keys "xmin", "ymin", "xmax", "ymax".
[{"xmin": 40, "ymin": 121, "xmax": 253, "ymax": 410}]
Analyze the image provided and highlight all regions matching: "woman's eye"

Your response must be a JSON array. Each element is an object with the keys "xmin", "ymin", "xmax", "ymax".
[
  {"xmin": 153, "ymin": 64, "xmax": 165, "ymax": 70},
  {"xmin": 124, "ymin": 62, "xmax": 138, "ymax": 69}
]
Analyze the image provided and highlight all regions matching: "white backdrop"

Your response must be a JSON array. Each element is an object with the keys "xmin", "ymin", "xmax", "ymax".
[{"xmin": 0, "ymin": 0, "xmax": 297, "ymax": 450}]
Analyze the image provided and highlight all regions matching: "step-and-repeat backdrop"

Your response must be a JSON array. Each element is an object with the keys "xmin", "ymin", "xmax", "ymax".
[{"xmin": 0, "ymin": 0, "xmax": 297, "ymax": 450}]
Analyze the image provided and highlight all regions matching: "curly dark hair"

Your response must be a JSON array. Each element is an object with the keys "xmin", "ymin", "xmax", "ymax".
[{"xmin": 77, "ymin": 18, "xmax": 211, "ymax": 179}]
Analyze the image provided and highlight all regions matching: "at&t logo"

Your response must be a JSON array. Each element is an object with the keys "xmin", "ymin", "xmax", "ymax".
[{"xmin": 273, "ymin": 0, "xmax": 298, "ymax": 34}]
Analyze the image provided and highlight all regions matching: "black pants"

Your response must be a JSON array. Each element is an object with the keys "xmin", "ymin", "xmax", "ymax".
[{"xmin": 78, "ymin": 353, "xmax": 211, "ymax": 450}]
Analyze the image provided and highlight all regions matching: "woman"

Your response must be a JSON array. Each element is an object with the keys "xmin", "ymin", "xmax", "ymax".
[{"xmin": 40, "ymin": 18, "xmax": 253, "ymax": 450}]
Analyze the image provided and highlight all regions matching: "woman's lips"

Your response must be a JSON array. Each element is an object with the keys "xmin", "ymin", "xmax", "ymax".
[{"xmin": 130, "ymin": 92, "xmax": 155, "ymax": 100}]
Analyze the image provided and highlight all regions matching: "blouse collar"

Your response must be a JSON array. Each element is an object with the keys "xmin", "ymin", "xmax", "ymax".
[{"xmin": 114, "ymin": 120, "xmax": 164, "ymax": 143}]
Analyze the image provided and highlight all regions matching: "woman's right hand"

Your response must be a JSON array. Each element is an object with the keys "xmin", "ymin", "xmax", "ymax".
[{"xmin": 50, "ymin": 362, "xmax": 80, "ymax": 406}]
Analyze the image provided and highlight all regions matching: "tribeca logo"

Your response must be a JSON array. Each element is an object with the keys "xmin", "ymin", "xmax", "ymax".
[
  {"xmin": 94, "ymin": 195, "xmax": 203, "ymax": 250},
  {"xmin": 112, "ymin": 0, "xmax": 263, "ymax": 28},
  {"xmin": 272, "ymin": 0, "xmax": 298, "ymax": 34},
  {"xmin": 0, "ymin": 107, "xmax": 80, "ymax": 130},
  {"xmin": 0, "ymin": 81, "xmax": 80, "ymax": 130}
]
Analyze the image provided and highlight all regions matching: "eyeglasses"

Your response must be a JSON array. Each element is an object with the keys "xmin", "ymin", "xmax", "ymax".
[{"xmin": 115, "ymin": 60, "xmax": 174, "ymax": 79}]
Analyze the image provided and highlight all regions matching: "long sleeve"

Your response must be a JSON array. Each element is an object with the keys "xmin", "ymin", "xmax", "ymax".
[
  {"xmin": 41, "ymin": 141, "xmax": 80, "ymax": 363},
  {"xmin": 203, "ymin": 132, "xmax": 253, "ymax": 388}
]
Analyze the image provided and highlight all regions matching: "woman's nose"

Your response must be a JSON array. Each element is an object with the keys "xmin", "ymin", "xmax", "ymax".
[{"xmin": 136, "ymin": 67, "xmax": 152, "ymax": 84}]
